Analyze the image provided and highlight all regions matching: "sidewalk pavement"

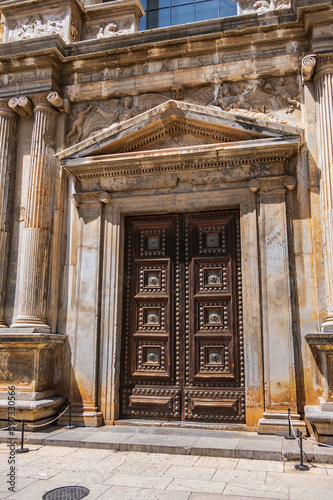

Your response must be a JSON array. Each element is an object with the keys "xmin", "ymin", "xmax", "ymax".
[{"xmin": 0, "ymin": 442, "xmax": 333, "ymax": 500}]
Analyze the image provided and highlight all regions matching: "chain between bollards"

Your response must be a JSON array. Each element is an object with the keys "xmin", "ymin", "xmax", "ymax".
[
  {"xmin": 64, "ymin": 402, "xmax": 76, "ymax": 430},
  {"xmin": 285, "ymin": 408, "xmax": 296, "ymax": 440},
  {"xmin": 15, "ymin": 419, "xmax": 29, "ymax": 454},
  {"xmin": 295, "ymin": 430, "xmax": 310, "ymax": 471}
]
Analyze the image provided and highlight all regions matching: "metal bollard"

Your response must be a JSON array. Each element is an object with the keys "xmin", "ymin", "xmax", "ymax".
[
  {"xmin": 64, "ymin": 402, "xmax": 76, "ymax": 430},
  {"xmin": 295, "ymin": 430, "xmax": 310, "ymax": 471},
  {"xmin": 16, "ymin": 420, "xmax": 29, "ymax": 454},
  {"xmin": 285, "ymin": 408, "xmax": 296, "ymax": 440}
]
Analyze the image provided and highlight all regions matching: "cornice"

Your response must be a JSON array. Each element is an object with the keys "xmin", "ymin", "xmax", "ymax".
[{"xmin": 63, "ymin": 143, "xmax": 297, "ymax": 182}]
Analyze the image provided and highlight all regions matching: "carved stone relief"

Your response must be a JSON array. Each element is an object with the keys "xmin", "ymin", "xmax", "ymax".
[
  {"xmin": 66, "ymin": 76, "xmax": 300, "ymax": 145},
  {"xmin": 7, "ymin": 15, "xmax": 65, "ymax": 41},
  {"xmin": 84, "ymin": 20, "xmax": 132, "ymax": 40},
  {"xmin": 238, "ymin": 0, "xmax": 290, "ymax": 14}
]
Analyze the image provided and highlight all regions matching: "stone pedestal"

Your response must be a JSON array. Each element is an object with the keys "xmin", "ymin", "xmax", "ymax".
[
  {"xmin": 0, "ymin": 100, "xmax": 17, "ymax": 327},
  {"xmin": 314, "ymin": 55, "xmax": 333, "ymax": 332},
  {"xmin": 305, "ymin": 333, "xmax": 333, "ymax": 444},
  {"xmin": 11, "ymin": 97, "xmax": 58, "ymax": 331},
  {"xmin": 0, "ymin": 333, "xmax": 67, "ymax": 429},
  {"xmin": 83, "ymin": 0, "xmax": 144, "ymax": 40},
  {"xmin": 1, "ymin": 0, "xmax": 84, "ymax": 43}
]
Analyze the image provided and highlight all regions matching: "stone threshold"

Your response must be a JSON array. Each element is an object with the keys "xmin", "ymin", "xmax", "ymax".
[{"xmin": 0, "ymin": 424, "xmax": 332, "ymax": 464}]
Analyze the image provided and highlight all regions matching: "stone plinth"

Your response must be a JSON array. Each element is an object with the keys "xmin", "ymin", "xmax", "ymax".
[
  {"xmin": 1, "ymin": 0, "xmax": 84, "ymax": 44},
  {"xmin": 83, "ymin": 0, "xmax": 144, "ymax": 40},
  {"xmin": 0, "ymin": 333, "xmax": 67, "ymax": 428},
  {"xmin": 305, "ymin": 333, "xmax": 333, "ymax": 444}
]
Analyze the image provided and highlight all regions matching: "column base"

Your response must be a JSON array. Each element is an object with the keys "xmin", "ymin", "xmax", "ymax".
[
  {"xmin": 9, "ymin": 324, "xmax": 51, "ymax": 333},
  {"xmin": 0, "ymin": 397, "xmax": 65, "ymax": 432},
  {"xmin": 58, "ymin": 405, "xmax": 104, "ymax": 428},
  {"xmin": 258, "ymin": 411, "xmax": 307, "ymax": 436},
  {"xmin": 321, "ymin": 319, "xmax": 333, "ymax": 332}
]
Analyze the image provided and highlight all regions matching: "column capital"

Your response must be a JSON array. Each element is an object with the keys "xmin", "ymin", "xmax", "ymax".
[
  {"xmin": 31, "ymin": 94, "xmax": 58, "ymax": 114},
  {"xmin": 314, "ymin": 53, "xmax": 333, "ymax": 82},
  {"xmin": 248, "ymin": 175, "xmax": 296, "ymax": 193},
  {"xmin": 0, "ymin": 98, "xmax": 18, "ymax": 118}
]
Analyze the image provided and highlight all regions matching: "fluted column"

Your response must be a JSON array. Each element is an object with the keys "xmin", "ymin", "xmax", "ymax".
[
  {"xmin": 12, "ymin": 96, "xmax": 58, "ymax": 330},
  {"xmin": 315, "ymin": 55, "xmax": 333, "ymax": 331},
  {"xmin": 0, "ymin": 100, "xmax": 17, "ymax": 326}
]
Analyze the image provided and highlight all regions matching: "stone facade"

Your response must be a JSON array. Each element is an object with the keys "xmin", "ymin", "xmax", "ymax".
[{"xmin": 0, "ymin": 0, "xmax": 332, "ymax": 442}]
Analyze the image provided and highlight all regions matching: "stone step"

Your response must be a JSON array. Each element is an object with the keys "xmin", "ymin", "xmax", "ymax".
[{"xmin": 0, "ymin": 424, "xmax": 333, "ymax": 463}]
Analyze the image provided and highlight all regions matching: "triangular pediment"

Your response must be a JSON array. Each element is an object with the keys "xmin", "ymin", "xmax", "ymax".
[{"xmin": 58, "ymin": 100, "xmax": 301, "ymax": 161}]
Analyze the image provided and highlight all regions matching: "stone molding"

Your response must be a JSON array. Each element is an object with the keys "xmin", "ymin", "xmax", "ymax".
[{"xmin": 70, "ymin": 191, "xmax": 111, "ymax": 206}]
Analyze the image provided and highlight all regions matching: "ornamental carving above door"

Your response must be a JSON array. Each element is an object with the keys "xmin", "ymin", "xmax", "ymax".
[{"xmin": 120, "ymin": 211, "xmax": 245, "ymax": 423}]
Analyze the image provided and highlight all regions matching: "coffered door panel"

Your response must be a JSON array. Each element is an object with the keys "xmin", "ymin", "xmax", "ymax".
[{"xmin": 121, "ymin": 215, "xmax": 181, "ymax": 419}]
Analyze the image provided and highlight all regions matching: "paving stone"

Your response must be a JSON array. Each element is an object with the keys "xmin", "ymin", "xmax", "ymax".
[
  {"xmin": 97, "ymin": 485, "xmax": 191, "ymax": 500},
  {"xmin": 74, "ymin": 482, "xmax": 112, "ymax": 500},
  {"xmin": 81, "ymin": 431, "xmax": 133, "ymax": 449},
  {"xmin": 113, "ymin": 461, "xmax": 151, "ymax": 475},
  {"xmin": 289, "ymin": 485, "xmax": 333, "ymax": 500},
  {"xmin": 144, "ymin": 453, "xmax": 200, "ymax": 466},
  {"xmin": 235, "ymin": 439, "xmax": 282, "ymax": 461},
  {"xmin": 44, "ymin": 431, "xmax": 94, "ymax": 447},
  {"xmin": 65, "ymin": 447, "xmax": 115, "ymax": 459},
  {"xmin": 236, "ymin": 458, "xmax": 283, "ymax": 472},
  {"xmin": 190, "ymin": 437, "xmax": 240, "ymax": 457},
  {"xmin": 104, "ymin": 472, "xmax": 173, "ymax": 489},
  {"xmin": 266, "ymin": 470, "xmax": 333, "ymax": 487},
  {"xmin": 166, "ymin": 478, "xmax": 226, "ymax": 494},
  {"xmin": 212, "ymin": 468, "xmax": 266, "ymax": 485},
  {"xmin": 120, "ymin": 433, "xmax": 199, "ymax": 454},
  {"xmin": 163, "ymin": 464, "xmax": 216, "ymax": 480},
  {"xmin": 194, "ymin": 456, "xmax": 238, "ymax": 469},
  {"xmin": 284, "ymin": 461, "xmax": 328, "ymax": 474},
  {"xmin": 223, "ymin": 482, "xmax": 289, "ymax": 499},
  {"xmin": 190, "ymin": 495, "xmax": 273, "ymax": 500}
]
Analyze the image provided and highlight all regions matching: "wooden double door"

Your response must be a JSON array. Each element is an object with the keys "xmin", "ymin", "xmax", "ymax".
[{"xmin": 120, "ymin": 211, "xmax": 245, "ymax": 423}]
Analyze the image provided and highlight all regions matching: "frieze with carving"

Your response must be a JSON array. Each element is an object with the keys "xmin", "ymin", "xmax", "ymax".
[
  {"xmin": 238, "ymin": 0, "xmax": 290, "ymax": 14},
  {"xmin": 66, "ymin": 76, "xmax": 300, "ymax": 146},
  {"xmin": 7, "ymin": 15, "xmax": 65, "ymax": 41}
]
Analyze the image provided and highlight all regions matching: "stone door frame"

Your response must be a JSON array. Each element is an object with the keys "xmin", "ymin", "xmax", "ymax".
[{"xmin": 97, "ymin": 184, "xmax": 264, "ymax": 428}]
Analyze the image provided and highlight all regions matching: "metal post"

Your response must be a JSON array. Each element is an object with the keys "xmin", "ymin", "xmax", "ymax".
[
  {"xmin": 295, "ymin": 431, "xmax": 310, "ymax": 471},
  {"xmin": 64, "ymin": 402, "xmax": 76, "ymax": 430},
  {"xmin": 16, "ymin": 420, "xmax": 29, "ymax": 453},
  {"xmin": 285, "ymin": 408, "xmax": 296, "ymax": 440}
]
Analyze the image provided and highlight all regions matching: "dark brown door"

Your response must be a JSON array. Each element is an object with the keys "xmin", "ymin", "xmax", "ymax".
[{"xmin": 120, "ymin": 211, "xmax": 245, "ymax": 423}]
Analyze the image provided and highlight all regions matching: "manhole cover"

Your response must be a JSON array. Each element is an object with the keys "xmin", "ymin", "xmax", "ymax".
[{"xmin": 42, "ymin": 486, "xmax": 90, "ymax": 500}]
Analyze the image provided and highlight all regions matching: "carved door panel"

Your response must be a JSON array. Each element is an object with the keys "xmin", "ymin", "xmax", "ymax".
[{"xmin": 120, "ymin": 212, "xmax": 245, "ymax": 423}]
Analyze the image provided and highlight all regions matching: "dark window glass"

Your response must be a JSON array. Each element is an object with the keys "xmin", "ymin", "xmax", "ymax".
[
  {"xmin": 195, "ymin": 0, "xmax": 218, "ymax": 21},
  {"xmin": 141, "ymin": 0, "xmax": 237, "ymax": 30},
  {"xmin": 147, "ymin": 7, "xmax": 170, "ymax": 28},
  {"xmin": 171, "ymin": 4, "xmax": 194, "ymax": 25},
  {"xmin": 219, "ymin": 0, "xmax": 237, "ymax": 17}
]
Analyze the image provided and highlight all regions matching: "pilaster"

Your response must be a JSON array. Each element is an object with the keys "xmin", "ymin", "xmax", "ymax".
[
  {"xmin": 63, "ymin": 190, "xmax": 111, "ymax": 427},
  {"xmin": 251, "ymin": 176, "xmax": 306, "ymax": 435},
  {"xmin": 0, "ymin": 100, "xmax": 17, "ymax": 326},
  {"xmin": 11, "ymin": 95, "xmax": 58, "ymax": 331}
]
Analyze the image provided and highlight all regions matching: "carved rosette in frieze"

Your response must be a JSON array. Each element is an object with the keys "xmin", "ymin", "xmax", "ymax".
[
  {"xmin": 70, "ymin": 191, "xmax": 111, "ymax": 207},
  {"xmin": 0, "ymin": 100, "xmax": 17, "ymax": 326},
  {"xmin": 248, "ymin": 175, "xmax": 296, "ymax": 193}
]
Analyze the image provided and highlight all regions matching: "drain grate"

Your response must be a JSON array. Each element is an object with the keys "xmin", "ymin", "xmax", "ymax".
[{"xmin": 42, "ymin": 486, "xmax": 90, "ymax": 500}]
